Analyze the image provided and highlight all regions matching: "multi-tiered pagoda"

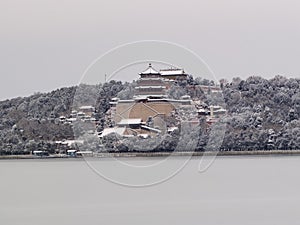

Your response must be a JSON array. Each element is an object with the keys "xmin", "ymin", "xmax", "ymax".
[
  {"xmin": 134, "ymin": 63, "xmax": 168, "ymax": 99},
  {"xmin": 103, "ymin": 63, "xmax": 194, "ymax": 137}
]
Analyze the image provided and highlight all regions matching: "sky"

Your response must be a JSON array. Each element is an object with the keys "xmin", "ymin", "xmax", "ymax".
[{"xmin": 0, "ymin": 0, "xmax": 299, "ymax": 100}]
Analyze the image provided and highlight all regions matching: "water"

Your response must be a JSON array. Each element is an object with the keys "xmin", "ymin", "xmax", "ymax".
[{"xmin": 1, "ymin": 156, "xmax": 300, "ymax": 225}]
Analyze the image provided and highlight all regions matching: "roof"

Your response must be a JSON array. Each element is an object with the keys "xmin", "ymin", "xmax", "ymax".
[
  {"xmin": 135, "ymin": 86, "xmax": 166, "ymax": 89},
  {"xmin": 99, "ymin": 127, "xmax": 126, "ymax": 138},
  {"xmin": 76, "ymin": 151, "xmax": 93, "ymax": 154},
  {"xmin": 139, "ymin": 63, "xmax": 160, "ymax": 75},
  {"xmin": 118, "ymin": 99, "xmax": 135, "ymax": 103},
  {"xmin": 214, "ymin": 109, "xmax": 226, "ymax": 113},
  {"xmin": 140, "ymin": 77, "xmax": 163, "ymax": 81},
  {"xmin": 140, "ymin": 125, "xmax": 161, "ymax": 133},
  {"xmin": 167, "ymin": 127, "xmax": 178, "ymax": 132},
  {"xmin": 33, "ymin": 150, "xmax": 47, "ymax": 153},
  {"xmin": 79, "ymin": 106, "xmax": 95, "ymax": 110},
  {"xmin": 66, "ymin": 118, "xmax": 77, "ymax": 122},
  {"xmin": 147, "ymin": 98, "xmax": 191, "ymax": 104},
  {"xmin": 181, "ymin": 95, "xmax": 191, "ymax": 99},
  {"xmin": 118, "ymin": 118, "xmax": 142, "ymax": 125},
  {"xmin": 138, "ymin": 134, "xmax": 149, "ymax": 138},
  {"xmin": 160, "ymin": 68, "xmax": 186, "ymax": 76},
  {"xmin": 210, "ymin": 105, "xmax": 223, "ymax": 110},
  {"xmin": 67, "ymin": 150, "xmax": 77, "ymax": 153},
  {"xmin": 133, "ymin": 95, "xmax": 167, "ymax": 99},
  {"xmin": 62, "ymin": 140, "xmax": 84, "ymax": 146}
]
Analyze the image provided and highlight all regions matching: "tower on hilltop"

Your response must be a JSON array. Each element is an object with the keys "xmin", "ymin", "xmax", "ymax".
[{"xmin": 134, "ymin": 63, "xmax": 167, "ymax": 99}]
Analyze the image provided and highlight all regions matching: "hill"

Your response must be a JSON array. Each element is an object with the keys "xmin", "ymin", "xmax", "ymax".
[{"xmin": 0, "ymin": 76, "xmax": 299, "ymax": 155}]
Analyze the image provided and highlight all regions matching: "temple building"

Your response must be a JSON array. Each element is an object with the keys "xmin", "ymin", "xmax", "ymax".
[
  {"xmin": 134, "ymin": 64, "xmax": 188, "ymax": 98},
  {"xmin": 160, "ymin": 68, "xmax": 187, "ymax": 80},
  {"xmin": 103, "ymin": 63, "xmax": 194, "ymax": 137},
  {"xmin": 100, "ymin": 63, "xmax": 226, "ymax": 138},
  {"xmin": 135, "ymin": 63, "xmax": 168, "ymax": 98}
]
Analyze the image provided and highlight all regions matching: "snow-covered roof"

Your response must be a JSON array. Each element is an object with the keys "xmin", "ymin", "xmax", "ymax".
[
  {"xmin": 140, "ymin": 77, "xmax": 163, "ymax": 81},
  {"xmin": 140, "ymin": 125, "xmax": 161, "ymax": 133},
  {"xmin": 79, "ymin": 106, "xmax": 95, "ymax": 110},
  {"xmin": 147, "ymin": 98, "xmax": 192, "ymax": 104},
  {"xmin": 118, "ymin": 99, "xmax": 135, "ymax": 103},
  {"xmin": 66, "ymin": 118, "xmax": 77, "ymax": 122},
  {"xmin": 214, "ymin": 109, "xmax": 226, "ymax": 113},
  {"xmin": 122, "ymin": 135, "xmax": 135, "ymax": 138},
  {"xmin": 139, "ymin": 63, "xmax": 160, "ymax": 75},
  {"xmin": 33, "ymin": 150, "xmax": 47, "ymax": 153},
  {"xmin": 180, "ymin": 95, "xmax": 191, "ymax": 100},
  {"xmin": 135, "ymin": 86, "xmax": 166, "ymax": 89},
  {"xmin": 210, "ymin": 105, "xmax": 223, "ymax": 110},
  {"xmin": 160, "ymin": 68, "xmax": 186, "ymax": 76},
  {"xmin": 138, "ymin": 134, "xmax": 149, "ymax": 138},
  {"xmin": 67, "ymin": 150, "xmax": 77, "ymax": 153},
  {"xmin": 61, "ymin": 140, "xmax": 84, "ymax": 146},
  {"xmin": 167, "ymin": 127, "xmax": 178, "ymax": 132},
  {"xmin": 99, "ymin": 127, "xmax": 126, "ymax": 138},
  {"xmin": 133, "ymin": 95, "xmax": 148, "ymax": 100},
  {"xmin": 133, "ymin": 95, "xmax": 168, "ymax": 100},
  {"xmin": 118, "ymin": 118, "xmax": 142, "ymax": 125},
  {"xmin": 76, "ymin": 151, "xmax": 93, "ymax": 154}
]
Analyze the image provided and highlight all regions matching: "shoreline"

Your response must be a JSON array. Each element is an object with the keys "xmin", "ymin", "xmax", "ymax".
[{"xmin": 1, "ymin": 150, "xmax": 300, "ymax": 160}]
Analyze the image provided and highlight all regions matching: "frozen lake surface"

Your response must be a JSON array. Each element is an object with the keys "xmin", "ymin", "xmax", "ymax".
[{"xmin": 1, "ymin": 156, "xmax": 300, "ymax": 225}]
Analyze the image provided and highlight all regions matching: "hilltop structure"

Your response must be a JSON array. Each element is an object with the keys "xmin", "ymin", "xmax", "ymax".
[
  {"xmin": 54, "ymin": 63, "xmax": 226, "ymax": 140},
  {"xmin": 101, "ymin": 63, "xmax": 196, "ymax": 138},
  {"xmin": 134, "ymin": 63, "xmax": 187, "ymax": 98},
  {"xmin": 160, "ymin": 68, "xmax": 187, "ymax": 80},
  {"xmin": 135, "ymin": 63, "xmax": 167, "ymax": 98}
]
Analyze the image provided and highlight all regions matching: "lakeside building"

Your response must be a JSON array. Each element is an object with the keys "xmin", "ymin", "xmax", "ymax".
[
  {"xmin": 134, "ymin": 63, "xmax": 188, "ymax": 98},
  {"xmin": 135, "ymin": 63, "xmax": 168, "ymax": 98},
  {"xmin": 99, "ymin": 118, "xmax": 162, "ymax": 138},
  {"xmin": 55, "ymin": 63, "xmax": 226, "ymax": 142},
  {"xmin": 78, "ymin": 106, "xmax": 95, "ymax": 116},
  {"xmin": 58, "ymin": 105, "xmax": 98, "ymax": 125},
  {"xmin": 160, "ymin": 68, "xmax": 187, "ymax": 80},
  {"xmin": 102, "ymin": 64, "xmax": 197, "ymax": 138}
]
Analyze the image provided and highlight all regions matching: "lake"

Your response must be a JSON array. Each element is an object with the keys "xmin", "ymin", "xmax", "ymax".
[{"xmin": 1, "ymin": 156, "xmax": 300, "ymax": 225}]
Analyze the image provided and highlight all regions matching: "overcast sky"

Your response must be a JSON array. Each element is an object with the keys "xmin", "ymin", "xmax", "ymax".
[{"xmin": 1, "ymin": 0, "xmax": 299, "ymax": 100}]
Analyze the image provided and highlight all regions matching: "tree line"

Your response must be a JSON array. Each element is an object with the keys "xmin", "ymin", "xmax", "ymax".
[{"xmin": 0, "ymin": 75, "xmax": 299, "ymax": 154}]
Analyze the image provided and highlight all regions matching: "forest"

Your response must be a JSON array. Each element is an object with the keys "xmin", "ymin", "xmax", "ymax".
[{"xmin": 0, "ymin": 75, "xmax": 299, "ymax": 155}]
